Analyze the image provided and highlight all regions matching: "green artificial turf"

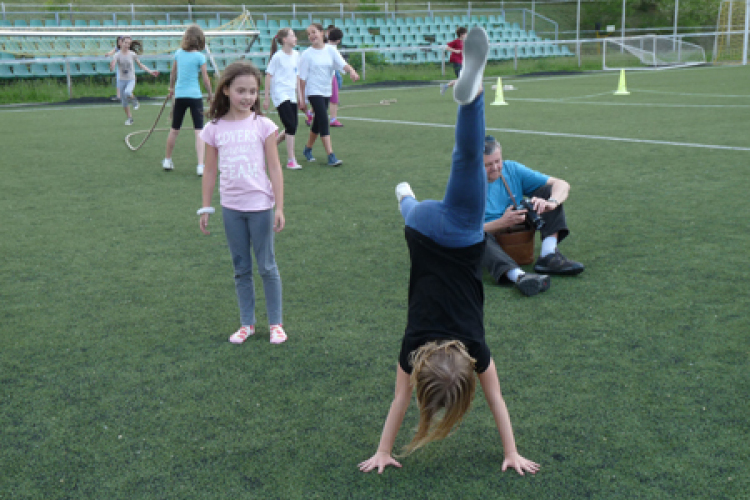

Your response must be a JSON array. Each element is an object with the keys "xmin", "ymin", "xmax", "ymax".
[{"xmin": 1, "ymin": 65, "xmax": 748, "ymax": 499}]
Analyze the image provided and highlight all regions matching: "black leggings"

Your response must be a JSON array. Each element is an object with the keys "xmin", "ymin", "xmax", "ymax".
[
  {"xmin": 172, "ymin": 97, "xmax": 204, "ymax": 130},
  {"xmin": 276, "ymin": 100, "xmax": 298, "ymax": 136},
  {"xmin": 308, "ymin": 95, "xmax": 330, "ymax": 137}
]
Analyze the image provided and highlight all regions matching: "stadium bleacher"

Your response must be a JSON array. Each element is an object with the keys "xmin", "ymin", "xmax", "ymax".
[{"xmin": 0, "ymin": 12, "xmax": 570, "ymax": 79}]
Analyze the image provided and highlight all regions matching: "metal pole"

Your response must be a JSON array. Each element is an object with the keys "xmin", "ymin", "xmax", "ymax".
[
  {"xmin": 580, "ymin": 0, "xmax": 581, "ymax": 68},
  {"xmin": 66, "ymin": 60, "xmax": 72, "ymax": 99},
  {"xmin": 532, "ymin": 0, "xmax": 535, "ymax": 32},
  {"xmin": 361, "ymin": 49, "xmax": 366, "ymax": 79},
  {"xmin": 743, "ymin": 0, "xmax": 749, "ymax": 64},
  {"xmin": 621, "ymin": 0, "xmax": 626, "ymax": 53},
  {"xmin": 673, "ymin": 0, "xmax": 679, "ymax": 50},
  {"xmin": 728, "ymin": 0, "xmax": 733, "ymax": 46}
]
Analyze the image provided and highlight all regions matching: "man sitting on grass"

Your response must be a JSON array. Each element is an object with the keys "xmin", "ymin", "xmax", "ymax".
[{"xmin": 482, "ymin": 136, "xmax": 584, "ymax": 297}]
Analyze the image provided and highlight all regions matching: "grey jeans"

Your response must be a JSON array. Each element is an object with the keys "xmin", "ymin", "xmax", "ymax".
[{"xmin": 222, "ymin": 207, "xmax": 283, "ymax": 326}]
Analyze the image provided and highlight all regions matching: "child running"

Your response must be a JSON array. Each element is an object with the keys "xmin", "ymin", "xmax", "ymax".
[
  {"xmin": 359, "ymin": 27, "xmax": 539, "ymax": 475},
  {"xmin": 198, "ymin": 60, "xmax": 288, "ymax": 345},
  {"xmin": 326, "ymin": 27, "xmax": 345, "ymax": 128},
  {"xmin": 298, "ymin": 23, "xmax": 360, "ymax": 167},
  {"xmin": 109, "ymin": 36, "xmax": 159, "ymax": 126},
  {"xmin": 104, "ymin": 36, "xmax": 123, "ymax": 101},
  {"xmin": 440, "ymin": 26, "xmax": 467, "ymax": 96},
  {"xmin": 263, "ymin": 27, "xmax": 303, "ymax": 170},
  {"xmin": 162, "ymin": 24, "xmax": 213, "ymax": 175}
]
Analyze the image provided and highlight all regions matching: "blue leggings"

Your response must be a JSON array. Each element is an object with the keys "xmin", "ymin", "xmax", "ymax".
[{"xmin": 399, "ymin": 92, "xmax": 486, "ymax": 248}]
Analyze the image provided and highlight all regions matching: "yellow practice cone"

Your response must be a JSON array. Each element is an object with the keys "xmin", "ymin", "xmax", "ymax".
[
  {"xmin": 614, "ymin": 69, "xmax": 630, "ymax": 95},
  {"xmin": 491, "ymin": 77, "xmax": 508, "ymax": 105}
]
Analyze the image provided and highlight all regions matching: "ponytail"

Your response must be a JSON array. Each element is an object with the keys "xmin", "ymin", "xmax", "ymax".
[{"xmin": 270, "ymin": 27, "xmax": 292, "ymax": 59}]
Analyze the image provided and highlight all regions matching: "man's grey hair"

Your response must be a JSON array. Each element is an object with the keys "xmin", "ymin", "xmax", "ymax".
[{"xmin": 483, "ymin": 135, "xmax": 501, "ymax": 156}]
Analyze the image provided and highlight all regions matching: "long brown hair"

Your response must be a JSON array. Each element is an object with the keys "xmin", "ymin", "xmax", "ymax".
[
  {"xmin": 401, "ymin": 340, "xmax": 477, "ymax": 456},
  {"xmin": 270, "ymin": 27, "xmax": 293, "ymax": 59},
  {"xmin": 181, "ymin": 24, "xmax": 206, "ymax": 51},
  {"xmin": 307, "ymin": 22, "xmax": 326, "ymax": 43},
  {"xmin": 207, "ymin": 60, "xmax": 264, "ymax": 121}
]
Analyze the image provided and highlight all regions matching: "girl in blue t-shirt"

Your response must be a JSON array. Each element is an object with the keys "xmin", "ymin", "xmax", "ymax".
[{"xmin": 163, "ymin": 24, "xmax": 213, "ymax": 176}]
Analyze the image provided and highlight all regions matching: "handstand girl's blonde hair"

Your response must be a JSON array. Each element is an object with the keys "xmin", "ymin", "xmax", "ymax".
[{"xmin": 401, "ymin": 340, "xmax": 477, "ymax": 456}]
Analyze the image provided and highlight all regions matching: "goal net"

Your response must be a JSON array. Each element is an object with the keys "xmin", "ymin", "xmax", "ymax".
[
  {"xmin": 0, "ymin": 11, "xmax": 260, "ymax": 76},
  {"xmin": 714, "ymin": 0, "xmax": 748, "ymax": 63},
  {"xmin": 602, "ymin": 35, "xmax": 706, "ymax": 70}
]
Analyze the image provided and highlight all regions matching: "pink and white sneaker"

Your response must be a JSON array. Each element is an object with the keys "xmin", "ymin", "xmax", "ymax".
[
  {"xmin": 229, "ymin": 325, "xmax": 254, "ymax": 344},
  {"xmin": 329, "ymin": 119, "xmax": 343, "ymax": 127},
  {"xmin": 269, "ymin": 324, "xmax": 287, "ymax": 344},
  {"xmin": 304, "ymin": 110, "xmax": 313, "ymax": 127},
  {"xmin": 286, "ymin": 160, "xmax": 302, "ymax": 170}
]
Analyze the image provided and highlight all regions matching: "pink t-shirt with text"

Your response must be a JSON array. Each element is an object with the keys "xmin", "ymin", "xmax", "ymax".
[{"xmin": 200, "ymin": 114, "xmax": 278, "ymax": 212}]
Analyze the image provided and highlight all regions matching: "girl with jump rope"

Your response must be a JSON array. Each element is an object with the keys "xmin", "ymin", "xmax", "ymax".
[
  {"xmin": 109, "ymin": 36, "xmax": 159, "ymax": 126},
  {"xmin": 298, "ymin": 23, "xmax": 360, "ymax": 167},
  {"xmin": 104, "ymin": 36, "xmax": 123, "ymax": 101},
  {"xmin": 359, "ymin": 27, "xmax": 540, "ymax": 475},
  {"xmin": 263, "ymin": 27, "xmax": 304, "ymax": 170},
  {"xmin": 198, "ymin": 60, "xmax": 288, "ymax": 345},
  {"xmin": 162, "ymin": 24, "xmax": 214, "ymax": 175}
]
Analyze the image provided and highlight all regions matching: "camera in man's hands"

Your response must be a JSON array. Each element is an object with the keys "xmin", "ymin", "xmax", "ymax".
[{"xmin": 516, "ymin": 198, "xmax": 545, "ymax": 230}]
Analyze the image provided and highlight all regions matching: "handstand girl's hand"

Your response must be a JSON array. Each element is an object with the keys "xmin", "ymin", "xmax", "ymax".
[
  {"xmin": 501, "ymin": 451, "xmax": 540, "ymax": 476},
  {"xmin": 199, "ymin": 213, "xmax": 211, "ymax": 235},
  {"xmin": 358, "ymin": 451, "xmax": 402, "ymax": 474}
]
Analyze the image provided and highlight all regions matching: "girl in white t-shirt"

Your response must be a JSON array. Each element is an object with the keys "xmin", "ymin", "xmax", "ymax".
[
  {"xmin": 298, "ymin": 23, "xmax": 360, "ymax": 167},
  {"xmin": 199, "ymin": 60, "xmax": 288, "ymax": 345},
  {"xmin": 263, "ymin": 28, "xmax": 303, "ymax": 170}
]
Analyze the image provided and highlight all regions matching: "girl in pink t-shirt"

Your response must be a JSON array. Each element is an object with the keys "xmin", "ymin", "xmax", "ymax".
[{"xmin": 199, "ymin": 60, "xmax": 288, "ymax": 345}]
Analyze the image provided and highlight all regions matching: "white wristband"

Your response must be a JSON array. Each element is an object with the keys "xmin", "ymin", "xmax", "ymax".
[{"xmin": 197, "ymin": 207, "xmax": 215, "ymax": 215}]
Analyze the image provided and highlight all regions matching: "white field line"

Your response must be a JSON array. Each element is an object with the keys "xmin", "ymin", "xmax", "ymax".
[
  {"xmin": 507, "ymin": 96, "xmax": 750, "ymax": 108},
  {"xmin": 339, "ymin": 115, "xmax": 750, "ymax": 152}
]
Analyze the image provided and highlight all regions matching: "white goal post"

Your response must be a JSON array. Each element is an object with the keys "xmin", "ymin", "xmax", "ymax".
[{"xmin": 602, "ymin": 34, "xmax": 707, "ymax": 70}]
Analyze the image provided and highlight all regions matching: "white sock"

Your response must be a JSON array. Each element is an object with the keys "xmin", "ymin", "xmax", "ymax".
[
  {"xmin": 507, "ymin": 268, "xmax": 525, "ymax": 283},
  {"xmin": 540, "ymin": 236, "xmax": 558, "ymax": 258}
]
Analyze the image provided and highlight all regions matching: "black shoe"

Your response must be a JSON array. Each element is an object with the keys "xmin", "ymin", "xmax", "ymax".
[
  {"xmin": 515, "ymin": 273, "xmax": 550, "ymax": 297},
  {"xmin": 534, "ymin": 250, "xmax": 585, "ymax": 276}
]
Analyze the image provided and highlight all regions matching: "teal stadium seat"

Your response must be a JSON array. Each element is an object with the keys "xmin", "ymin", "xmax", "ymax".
[
  {"xmin": 12, "ymin": 62, "xmax": 32, "ymax": 77},
  {"xmin": 30, "ymin": 19, "xmax": 43, "ymax": 27},
  {"xmin": 44, "ymin": 20, "xmax": 57, "ymax": 27},
  {"xmin": 75, "ymin": 20, "xmax": 87, "ymax": 27},
  {"xmin": 60, "ymin": 20, "xmax": 72, "ymax": 27},
  {"xmin": 48, "ymin": 61, "xmax": 67, "ymax": 77},
  {"xmin": 76, "ymin": 61, "xmax": 98, "ymax": 76},
  {"xmin": 14, "ymin": 20, "xmax": 27, "ymax": 27},
  {"xmin": 0, "ymin": 62, "xmax": 14, "ymax": 78},
  {"xmin": 95, "ymin": 61, "xmax": 113, "ymax": 75},
  {"xmin": 30, "ymin": 62, "xmax": 48, "ymax": 76},
  {"xmin": 89, "ymin": 20, "xmax": 101, "ymax": 27}
]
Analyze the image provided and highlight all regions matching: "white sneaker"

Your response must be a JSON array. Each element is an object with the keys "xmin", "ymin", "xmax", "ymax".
[
  {"xmin": 125, "ymin": 118, "xmax": 134, "ymax": 126},
  {"xmin": 286, "ymin": 159, "xmax": 302, "ymax": 170},
  {"xmin": 162, "ymin": 158, "xmax": 174, "ymax": 171},
  {"xmin": 196, "ymin": 164, "xmax": 204, "ymax": 176},
  {"xmin": 453, "ymin": 26, "xmax": 489, "ymax": 105},
  {"xmin": 395, "ymin": 182, "xmax": 415, "ymax": 203}
]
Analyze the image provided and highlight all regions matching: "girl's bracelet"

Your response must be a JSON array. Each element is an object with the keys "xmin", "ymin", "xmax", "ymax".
[{"xmin": 197, "ymin": 207, "xmax": 215, "ymax": 215}]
